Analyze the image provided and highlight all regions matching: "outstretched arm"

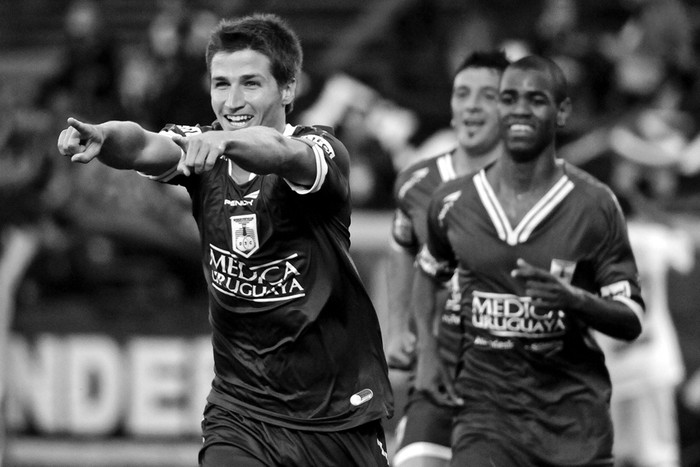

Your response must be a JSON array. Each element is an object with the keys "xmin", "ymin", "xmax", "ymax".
[
  {"xmin": 57, "ymin": 117, "xmax": 182, "ymax": 175},
  {"xmin": 172, "ymin": 126, "xmax": 318, "ymax": 186}
]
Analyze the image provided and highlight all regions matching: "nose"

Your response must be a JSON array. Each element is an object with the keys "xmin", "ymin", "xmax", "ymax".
[
  {"xmin": 225, "ymin": 85, "xmax": 244, "ymax": 109},
  {"xmin": 511, "ymin": 96, "xmax": 531, "ymax": 115},
  {"xmin": 464, "ymin": 93, "xmax": 480, "ymax": 111}
]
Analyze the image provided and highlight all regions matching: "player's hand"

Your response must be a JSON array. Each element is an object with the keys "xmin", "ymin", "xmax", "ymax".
[
  {"xmin": 57, "ymin": 117, "xmax": 105, "ymax": 164},
  {"xmin": 172, "ymin": 132, "xmax": 229, "ymax": 176},
  {"xmin": 386, "ymin": 330, "xmax": 416, "ymax": 371},
  {"xmin": 511, "ymin": 258, "xmax": 583, "ymax": 310},
  {"xmin": 414, "ymin": 342, "xmax": 463, "ymax": 407}
]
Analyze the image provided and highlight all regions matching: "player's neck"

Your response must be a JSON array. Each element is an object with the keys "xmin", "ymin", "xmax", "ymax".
[
  {"xmin": 453, "ymin": 143, "xmax": 501, "ymax": 176},
  {"xmin": 487, "ymin": 154, "xmax": 563, "ymax": 224},
  {"xmin": 230, "ymin": 161, "xmax": 253, "ymax": 184},
  {"xmin": 499, "ymin": 149, "xmax": 560, "ymax": 191}
]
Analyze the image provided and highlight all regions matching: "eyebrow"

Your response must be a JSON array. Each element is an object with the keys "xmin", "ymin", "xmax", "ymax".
[{"xmin": 211, "ymin": 72, "xmax": 265, "ymax": 81}]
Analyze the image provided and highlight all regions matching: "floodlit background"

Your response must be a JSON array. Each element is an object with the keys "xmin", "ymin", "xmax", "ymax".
[{"xmin": 2, "ymin": 0, "xmax": 700, "ymax": 465}]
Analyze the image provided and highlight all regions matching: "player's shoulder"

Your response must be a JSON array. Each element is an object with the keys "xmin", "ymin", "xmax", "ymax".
[
  {"xmin": 396, "ymin": 150, "xmax": 451, "ymax": 180},
  {"xmin": 394, "ymin": 150, "xmax": 455, "ymax": 197},
  {"xmin": 563, "ymin": 161, "xmax": 624, "ymax": 217},
  {"xmin": 290, "ymin": 124, "xmax": 339, "ymax": 144},
  {"xmin": 564, "ymin": 161, "xmax": 617, "ymax": 201}
]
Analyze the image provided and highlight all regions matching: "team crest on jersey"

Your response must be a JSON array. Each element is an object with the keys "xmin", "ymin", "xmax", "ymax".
[
  {"xmin": 300, "ymin": 134, "xmax": 336, "ymax": 159},
  {"xmin": 231, "ymin": 214, "xmax": 259, "ymax": 257},
  {"xmin": 550, "ymin": 259, "xmax": 577, "ymax": 284}
]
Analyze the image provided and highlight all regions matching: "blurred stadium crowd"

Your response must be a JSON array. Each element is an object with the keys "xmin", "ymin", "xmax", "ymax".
[{"xmin": 2, "ymin": 0, "xmax": 700, "ymax": 465}]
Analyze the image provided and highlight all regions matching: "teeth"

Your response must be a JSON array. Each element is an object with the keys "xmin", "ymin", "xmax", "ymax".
[
  {"xmin": 226, "ymin": 115, "xmax": 251, "ymax": 123},
  {"xmin": 510, "ymin": 124, "xmax": 532, "ymax": 131}
]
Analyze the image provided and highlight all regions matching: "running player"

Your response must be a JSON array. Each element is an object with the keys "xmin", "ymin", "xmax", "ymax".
[
  {"xmin": 386, "ymin": 51, "xmax": 508, "ymax": 467},
  {"xmin": 57, "ymin": 13, "xmax": 393, "ymax": 467},
  {"xmin": 414, "ymin": 55, "xmax": 645, "ymax": 466}
]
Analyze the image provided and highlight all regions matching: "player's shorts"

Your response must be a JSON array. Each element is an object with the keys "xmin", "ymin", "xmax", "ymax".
[
  {"xmin": 199, "ymin": 402, "xmax": 390, "ymax": 467},
  {"xmin": 392, "ymin": 390, "xmax": 455, "ymax": 466}
]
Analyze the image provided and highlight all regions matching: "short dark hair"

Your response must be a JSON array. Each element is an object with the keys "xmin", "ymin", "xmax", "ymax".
[
  {"xmin": 508, "ymin": 55, "xmax": 569, "ymax": 104},
  {"xmin": 453, "ymin": 50, "xmax": 510, "ymax": 80},
  {"xmin": 206, "ymin": 13, "xmax": 303, "ymax": 112}
]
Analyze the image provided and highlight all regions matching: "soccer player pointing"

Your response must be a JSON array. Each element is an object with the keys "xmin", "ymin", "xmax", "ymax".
[
  {"xmin": 59, "ymin": 14, "xmax": 393, "ymax": 467},
  {"xmin": 413, "ymin": 55, "xmax": 644, "ymax": 466}
]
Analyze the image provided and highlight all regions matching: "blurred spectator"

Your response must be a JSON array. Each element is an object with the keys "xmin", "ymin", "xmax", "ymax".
[
  {"xmin": 300, "ymin": 74, "xmax": 412, "ymax": 209},
  {"xmin": 595, "ymin": 217, "xmax": 694, "ymax": 467},
  {"xmin": 149, "ymin": 5, "xmax": 219, "ymax": 128},
  {"xmin": 119, "ymin": 3, "xmax": 222, "ymax": 129},
  {"xmin": 39, "ymin": 0, "xmax": 123, "ymax": 121},
  {"xmin": 0, "ymin": 81, "xmax": 58, "ymax": 465}
]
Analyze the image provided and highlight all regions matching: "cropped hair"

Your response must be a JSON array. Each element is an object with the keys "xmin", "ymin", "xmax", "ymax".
[
  {"xmin": 508, "ymin": 55, "xmax": 569, "ymax": 104},
  {"xmin": 206, "ymin": 13, "xmax": 303, "ymax": 110},
  {"xmin": 453, "ymin": 50, "xmax": 510, "ymax": 79}
]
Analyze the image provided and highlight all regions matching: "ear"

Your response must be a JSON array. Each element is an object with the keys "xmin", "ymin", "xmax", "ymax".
[
  {"xmin": 556, "ymin": 97, "xmax": 572, "ymax": 128},
  {"xmin": 281, "ymin": 79, "xmax": 296, "ymax": 106}
]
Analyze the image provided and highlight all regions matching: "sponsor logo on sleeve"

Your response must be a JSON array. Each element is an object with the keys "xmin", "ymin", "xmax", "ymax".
[
  {"xmin": 397, "ymin": 168, "xmax": 429, "ymax": 200},
  {"xmin": 438, "ymin": 191, "xmax": 461, "ymax": 226},
  {"xmin": 300, "ymin": 134, "xmax": 336, "ymax": 159},
  {"xmin": 601, "ymin": 280, "xmax": 632, "ymax": 298}
]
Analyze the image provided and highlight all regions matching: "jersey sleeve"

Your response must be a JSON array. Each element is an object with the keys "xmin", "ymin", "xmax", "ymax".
[
  {"xmin": 595, "ymin": 191, "xmax": 645, "ymax": 323},
  {"xmin": 390, "ymin": 207, "xmax": 418, "ymax": 253},
  {"xmin": 416, "ymin": 188, "xmax": 458, "ymax": 282},
  {"xmin": 290, "ymin": 127, "xmax": 350, "ymax": 209}
]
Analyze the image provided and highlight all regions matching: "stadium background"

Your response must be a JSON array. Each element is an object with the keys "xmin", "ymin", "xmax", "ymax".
[{"xmin": 2, "ymin": 0, "xmax": 700, "ymax": 465}]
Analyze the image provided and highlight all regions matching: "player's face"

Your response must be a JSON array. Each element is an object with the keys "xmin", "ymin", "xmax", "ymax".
[
  {"xmin": 497, "ymin": 67, "xmax": 561, "ymax": 162},
  {"xmin": 210, "ymin": 49, "xmax": 294, "ymax": 132},
  {"xmin": 450, "ymin": 67, "xmax": 502, "ymax": 155}
]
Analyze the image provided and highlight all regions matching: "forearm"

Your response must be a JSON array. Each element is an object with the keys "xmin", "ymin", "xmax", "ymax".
[
  {"xmin": 98, "ymin": 121, "xmax": 179, "ymax": 174},
  {"xmin": 569, "ymin": 288, "xmax": 643, "ymax": 341},
  {"xmin": 95, "ymin": 121, "xmax": 151, "ymax": 169},
  {"xmin": 411, "ymin": 270, "xmax": 439, "ymax": 352},
  {"xmin": 222, "ymin": 127, "xmax": 316, "ymax": 185},
  {"xmin": 386, "ymin": 247, "xmax": 416, "ymax": 332}
]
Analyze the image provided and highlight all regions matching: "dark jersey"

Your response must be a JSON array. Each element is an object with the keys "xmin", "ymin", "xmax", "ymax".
[
  {"xmin": 418, "ymin": 160, "xmax": 644, "ymax": 465},
  {"xmin": 391, "ymin": 151, "xmax": 462, "ymax": 370},
  {"xmin": 151, "ymin": 123, "xmax": 393, "ymax": 431}
]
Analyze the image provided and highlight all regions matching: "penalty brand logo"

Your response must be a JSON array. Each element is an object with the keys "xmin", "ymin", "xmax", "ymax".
[
  {"xmin": 231, "ymin": 214, "xmax": 259, "ymax": 257},
  {"xmin": 224, "ymin": 190, "xmax": 260, "ymax": 208}
]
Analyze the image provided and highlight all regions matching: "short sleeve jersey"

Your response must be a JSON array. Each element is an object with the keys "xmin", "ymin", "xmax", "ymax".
[
  {"xmin": 391, "ymin": 151, "xmax": 462, "ymax": 368},
  {"xmin": 418, "ymin": 160, "xmax": 644, "ymax": 465},
  {"xmin": 151, "ymin": 123, "xmax": 393, "ymax": 431}
]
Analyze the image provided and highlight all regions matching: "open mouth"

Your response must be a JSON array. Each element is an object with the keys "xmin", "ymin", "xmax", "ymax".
[
  {"xmin": 461, "ymin": 120, "xmax": 485, "ymax": 136},
  {"xmin": 508, "ymin": 123, "xmax": 534, "ymax": 136},
  {"xmin": 224, "ymin": 114, "xmax": 253, "ymax": 128}
]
